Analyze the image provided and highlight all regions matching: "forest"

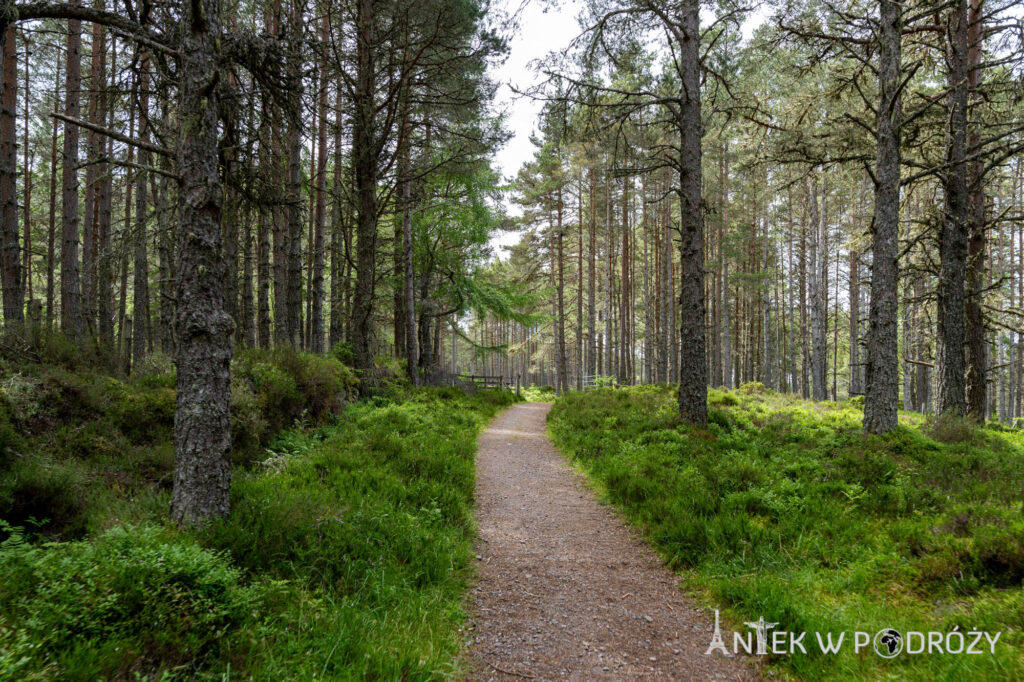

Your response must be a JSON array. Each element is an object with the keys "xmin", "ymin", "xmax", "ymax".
[{"xmin": 0, "ymin": 0, "xmax": 1021, "ymax": 678}]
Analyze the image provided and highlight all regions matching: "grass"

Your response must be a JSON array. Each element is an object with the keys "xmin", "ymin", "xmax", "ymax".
[
  {"xmin": 548, "ymin": 384, "xmax": 1024, "ymax": 681},
  {"xmin": 0, "ymin": 345, "xmax": 517, "ymax": 680}
]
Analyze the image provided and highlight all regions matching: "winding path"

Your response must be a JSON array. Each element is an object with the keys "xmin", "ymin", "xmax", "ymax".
[{"xmin": 469, "ymin": 402, "xmax": 756, "ymax": 680}]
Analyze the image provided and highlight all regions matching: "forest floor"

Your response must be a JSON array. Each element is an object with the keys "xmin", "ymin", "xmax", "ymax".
[{"xmin": 468, "ymin": 402, "xmax": 756, "ymax": 680}]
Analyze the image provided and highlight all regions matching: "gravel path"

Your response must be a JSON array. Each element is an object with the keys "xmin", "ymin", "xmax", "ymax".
[{"xmin": 468, "ymin": 402, "xmax": 756, "ymax": 681}]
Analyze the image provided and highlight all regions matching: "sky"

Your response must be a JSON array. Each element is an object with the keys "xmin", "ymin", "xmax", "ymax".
[{"xmin": 489, "ymin": 0, "xmax": 586, "ymax": 221}]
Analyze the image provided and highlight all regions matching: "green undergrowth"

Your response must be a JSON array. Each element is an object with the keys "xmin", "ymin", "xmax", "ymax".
[
  {"xmin": 548, "ymin": 384, "xmax": 1024, "ymax": 681},
  {"xmin": 521, "ymin": 384, "xmax": 557, "ymax": 402},
  {"xmin": 0, "ymin": 342, "xmax": 517, "ymax": 680}
]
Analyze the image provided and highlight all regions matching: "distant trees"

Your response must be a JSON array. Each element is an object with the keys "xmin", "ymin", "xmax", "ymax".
[
  {"xmin": 473, "ymin": 0, "xmax": 1024, "ymax": 431},
  {"xmin": 0, "ymin": 0, "xmax": 508, "ymax": 523}
]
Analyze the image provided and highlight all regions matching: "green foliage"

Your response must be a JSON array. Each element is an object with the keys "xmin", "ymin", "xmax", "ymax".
[
  {"xmin": 0, "ymin": 376, "xmax": 507, "ymax": 679},
  {"xmin": 549, "ymin": 387, "xmax": 1024, "ymax": 680},
  {"xmin": 0, "ymin": 523, "xmax": 259, "ymax": 679},
  {"xmin": 233, "ymin": 347, "xmax": 358, "ymax": 435},
  {"xmin": 330, "ymin": 340, "xmax": 356, "ymax": 367},
  {"xmin": 522, "ymin": 384, "xmax": 557, "ymax": 402}
]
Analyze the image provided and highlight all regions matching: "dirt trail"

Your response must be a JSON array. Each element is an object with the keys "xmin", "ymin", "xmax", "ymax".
[{"xmin": 468, "ymin": 402, "xmax": 755, "ymax": 681}]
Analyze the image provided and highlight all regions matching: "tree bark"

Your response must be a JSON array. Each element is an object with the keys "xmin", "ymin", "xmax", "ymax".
[
  {"xmin": 170, "ymin": 0, "xmax": 234, "ymax": 526},
  {"xmin": 131, "ymin": 52, "xmax": 149, "ymax": 370},
  {"xmin": 862, "ymin": 0, "xmax": 903, "ymax": 433},
  {"xmin": 587, "ymin": 167, "xmax": 596, "ymax": 379},
  {"xmin": 310, "ymin": 12, "xmax": 328, "ymax": 354},
  {"xmin": 351, "ymin": 0, "xmax": 378, "ymax": 373},
  {"xmin": 964, "ymin": 0, "xmax": 986, "ymax": 421},
  {"xmin": 676, "ymin": 0, "xmax": 707, "ymax": 424},
  {"xmin": 285, "ymin": 36, "xmax": 303, "ymax": 349},
  {"xmin": 61, "ymin": 10, "xmax": 83, "ymax": 338},
  {"xmin": 46, "ymin": 56, "xmax": 59, "ymax": 331},
  {"xmin": 935, "ymin": 0, "xmax": 970, "ymax": 416},
  {"xmin": 0, "ymin": 24, "xmax": 22, "ymax": 328},
  {"xmin": 848, "ymin": 247, "xmax": 861, "ymax": 396},
  {"xmin": 807, "ymin": 175, "xmax": 827, "ymax": 400},
  {"xmin": 557, "ymin": 184, "xmax": 569, "ymax": 394}
]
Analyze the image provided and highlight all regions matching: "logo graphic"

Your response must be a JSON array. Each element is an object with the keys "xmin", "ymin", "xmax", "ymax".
[
  {"xmin": 744, "ymin": 616, "xmax": 780, "ymax": 655},
  {"xmin": 705, "ymin": 610, "xmax": 729, "ymax": 656},
  {"xmin": 873, "ymin": 628, "xmax": 903, "ymax": 658}
]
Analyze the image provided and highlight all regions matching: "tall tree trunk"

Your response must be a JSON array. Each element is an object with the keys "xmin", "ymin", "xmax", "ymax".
[
  {"xmin": 46, "ymin": 57, "xmax": 60, "ymax": 331},
  {"xmin": 557, "ymin": 185, "xmax": 568, "ymax": 394},
  {"xmin": 619, "ymin": 177, "xmax": 630, "ymax": 386},
  {"xmin": 799, "ymin": 194, "xmax": 809, "ymax": 398},
  {"xmin": 328, "ymin": 80, "xmax": 344, "ymax": 348},
  {"xmin": 863, "ymin": 0, "xmax": 903, "ymax": 432},
  {"xmin": 311, "ymin": 14, "xmax": 328, "ymax": 354},
  {"xmin": 80, "ymin": 11, "xmax": 99, "ymax": 336},
  {"xmin": 351, "ymin": 0, "xmax": 378, "ymax": 373},
  {"xmin": 935, "ymin": 0, "xmax": 970, "ymax": 416},
  {"xmin": 604, "ymin": 173, "xmax": 612, "ymax": 378},
  {"xmin": 131, "ymin": 54, "xmax": 150, "ymax": 370},
  {"xmin": 964, "ymin": 0, "xmax": 986, "ymax": 421},
  {"xmin": 849, "ymin": 247, "xmax": 861, "ymax": 396},
  {"xmin": 20, "ymin": 30, "xmax": 30, "ymax": 305},
  {"xmin": 60, "ymin": 11, "xmax": 83, "ymax": 339},
  {"xmin": 902, "ymin": 277, "xmax": 913, "ymax": 410},
  {"xmin": 0, "ymin": 24, "xmax": 21, "ymax": 329},
  {"xmin": 240, "ymin": 201, "xmax": 255, "ymax": 347},
  {"xmin": 762, "ymin": 218, "xmax": 774, "ymax": 390},
  {"xmin": 641, "ymin": 172, "xmax": 651, "ymax": 385},
  {"xmin": 397, "ymin": 75, "xmax": 417, "ymax": 383},
  {"xmin": 587, "ymin": 168, "xmax": 596, "ymax": 379},
  {"xmin": 97, "ymin": 55, "xmax": 116, "ymax": 358},
  {"xmin": 285, "ymin": 48, "xmax": 303, "ymax": 347},
  {"xmin": 577, "ymin": 174, "xmax": 584, "ymax": 390},
  {"xmin": 808, "ymin": 175, "xmax": 827, "ymax": 400},
  {"xmin": 720, "ymin": 151, "xmax": 732, "ymax": 389},
  {"xmin": 154, "ymin": 171, "xmax": 172, "ymax": 354},
  {"xmin": 171, "ymin": 0, "xmax": 234, "ymax": 526},
  {"xmin": 676, "ymin": 0, "xmax": 707, "ymax": 424}
]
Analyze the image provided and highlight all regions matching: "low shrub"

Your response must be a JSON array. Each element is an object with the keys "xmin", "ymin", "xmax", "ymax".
[
  {"xmin": 0, "ymin": 523, "xmax": 259, "ymax": 678},
  {"xmin": 234, "ymin": 347, "xmax": 356, "ymax": 435}
]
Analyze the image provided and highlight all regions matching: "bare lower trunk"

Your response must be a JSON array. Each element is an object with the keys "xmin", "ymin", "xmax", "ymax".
[
  {"xmin": 964, "ymin": 0, "xmax": 986, "ymax": 421},
  {"xmin": 351, "ymin": 0, "xmax": 378, "ymax": 373},
  {"xmin": 131, "ymin": 54, "xmax": 150, "ymax": 370},
  {"xmin": 863, "ymin": 0, "xmax": 902, "ymax": 433},
  {"xmin": 807, "ymin": 175, "xmax": 827, "ymax": 401},
  {"xmin": 557, "ymin": 186, "xmax": 568, "ymax": 394},
  {"xmin": 848, "ymin": 248, "xmax": 861, "ymax": 396},
  {"xmin": 61, "ymin": 12, "xmax": 83, "ymax": 339},
  {"xmin": 587, "ymin": 169, "xmax": 596, "ymax": 379},
  {"xmin": 171, "ymin": 0, "xmax": 234, "ymax": 526},
  {"xmin": 0, "ymin": 25, "xmax": 22, "ymax": 328}
]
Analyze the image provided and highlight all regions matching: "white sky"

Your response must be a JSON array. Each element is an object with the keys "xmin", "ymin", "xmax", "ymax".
[{"xmin": 490, "ymin": 0, "xmax": 586, "ymax": 203}]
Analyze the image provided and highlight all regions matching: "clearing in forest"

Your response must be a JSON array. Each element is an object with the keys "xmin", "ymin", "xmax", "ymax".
[{"xmin": 469, "ymin": 402, "xmax": 755, "ymax": 680}]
